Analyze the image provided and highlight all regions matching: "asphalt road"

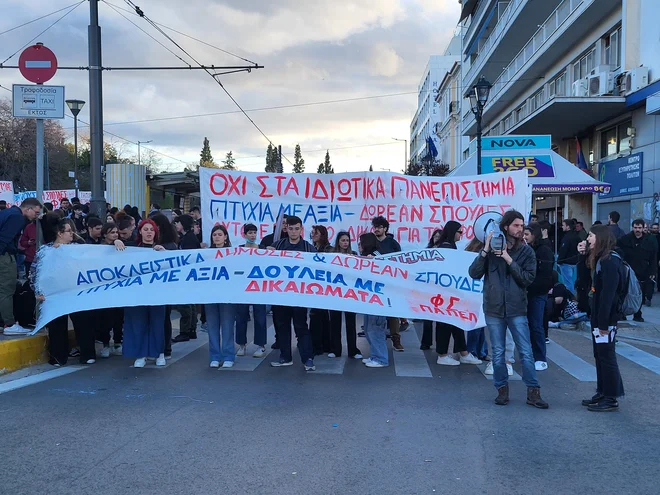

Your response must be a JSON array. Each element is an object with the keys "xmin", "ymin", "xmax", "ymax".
[{"xmin": 1, "ymin": 322, "xmax": 659, "ymax": 495}]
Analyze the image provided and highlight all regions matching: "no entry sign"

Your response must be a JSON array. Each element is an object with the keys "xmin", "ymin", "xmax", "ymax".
[{"xmin": 18, "ymin": 43, "xmax": 58, "ymax": 83}]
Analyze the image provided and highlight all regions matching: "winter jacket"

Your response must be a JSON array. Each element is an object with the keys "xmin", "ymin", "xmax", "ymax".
[
  {"xmin": 558, "ymin": 230, "xmax": 580, "ymax": 265},
  {"xmin": 179, "ymin": 230, "xmax": 201, "ymax": 250},
  {"xmin": 591, "ymin": 253, "xmax": 626, "ymax": 330},
  {"xmin": 377, "ymin": 235, "xmax": 401, "ymax": 254},
  {"xmin": 19, "ymin": 222, "xmax": 37, "ymax": 262},
  {"xmin": 469, "ymin": 242, "xmax": 537, "ymax": 318},
  {"xmin": 617, "ymin": 232, "xmax": 658, "ymax": 281},
  {"xmin": 608, "ymin": 223, "xmax": 626, "ymax": 240},
  {"xmin": 0, "ymin": 206, "xmax": 26, "ymax": 255},
  {"xmin": 528, "ymin": 238, "xmax": 554, "ymax": 296}
]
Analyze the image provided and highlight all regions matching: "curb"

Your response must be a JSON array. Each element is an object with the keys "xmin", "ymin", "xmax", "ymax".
[{"xmin": 0, "ymin": 330, "xmax": 76, "ymax": 375}]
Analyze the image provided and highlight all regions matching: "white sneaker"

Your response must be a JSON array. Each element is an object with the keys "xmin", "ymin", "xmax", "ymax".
[
  {"xmin": 362, "ymin": 358, "xmax": 371, "ymax": 364},
  {"xmin": 548, "ymin": 321, "xmax": 560, "ymax": 328},
  {"xmin": 3, "ymin": 323, "xmax": 31, "ymax": 335},
  {"xmin": 100, "ymin": 347, "xmax": 111, "ymax": 358},
  {"xmin": 86, "ymin": 359, "xmax": 96, "ymax": 364},
  {"xmin": 327, "ymin": 353, "xmax": 337, "ymax": 358},
  {"xmin": 221, "ymin": 361, "xmax": 234, "ymax": 368},
  {"xmin": 535, "ymin": 361, "xmax": 548, "ymax": 371},
  {"xmin": 437, "ymin": 355, "xmax": 460, "ymax": 366},
  {"xmin": 252, "ymin": 347, "xmax": 266, "ymax": 358},
  {"xmin": 156, "ymin": 354, "xmax": 166, "ymax": 366},
  {"xmin": 485, "ymin": 362, "xmax": 494, "ymax": 375},
  {"xmin": 111, "ymin": 345, "xmax": 122, "ymax": 356},
  {"xmin": 365, "ymin": 360, "xmax": 387, "ymax": 368},
  {"xmin": 459, "ymin": 353, "xmax": 482, "ymax": 365},
  {"xmin": 210, "ymin": 360, "xmax": 220, "ymax": 368},
  {"xmin": 353, "ymin": 354, "xmax": 363, "ymax": 359},
  {"xmin": 134, "ymin": 358, "xmax": 146, "ymax": 368},
  {"xmin": 236, "ymin": 345, "xmax": 246, "ymax": 357},
  {"xmin": 506, "ymin": 363, "xmax": 514, "ymax": 376}
]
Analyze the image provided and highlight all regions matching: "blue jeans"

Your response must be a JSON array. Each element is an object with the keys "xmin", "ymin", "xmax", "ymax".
[
  {"xmin": 235, "ymin": 304, "xmax": 267, "ymax": 346},
  {"xmin": 527, "ymin": 295, "xmax": 547, "ymax": 362},
  {"xmin": 558, "ymin": 264, "xmax": 576, "ymax": 295},
  {"xmin": 364, "ymin": 314, "xmax": 389, "ymax": 365},
  {"xmin": 466, "ymin": 327, "xmax": 488, "ymax": 359},
  {"xmin": 206, "ymin": 303, "xmax": 236, "ymax": 363},
  {"xmin": 484, "ymin": 315, "xmax": 539, "ymax": 389}
]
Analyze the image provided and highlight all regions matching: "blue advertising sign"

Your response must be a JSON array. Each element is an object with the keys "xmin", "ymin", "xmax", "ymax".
[
  {"xmin": 598, "ymin": 152, "xmax": 643, "ymax": 198},
  {"xmin": 481, "ymin": 155, "xmax": 555, "ymax": 177},
  {"xmin": 469, "ymin": 135, "xmax": 552, "ymax": 155}
]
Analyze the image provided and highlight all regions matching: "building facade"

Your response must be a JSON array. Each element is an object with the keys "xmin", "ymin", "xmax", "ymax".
[
  {"xmin": 433, "ymin": 61, "xmax": 469, "ymax": 171},
  {"xmin": 459, "ymin": 0, "xmax": 660, "ymax": 228},
  {"xmin": 410, "ymin": 38, "xmax": 460, "ymax": 167}
]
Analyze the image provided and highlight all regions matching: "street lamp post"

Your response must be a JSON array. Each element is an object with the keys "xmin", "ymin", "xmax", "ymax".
[
  {"xmin": 468, "ymin": 76, "xmax": 492, "ymax": 175},
  {"xmin": 65, "ymin": 99, "xmax": 86, "ymax": 197},
  {"xmin": 137, "ymin": 140, "xmax": 152, "ymax": 165},
  {"xmin": 392, "ymin": 138, "xmax": 408, "ymax": 173}
]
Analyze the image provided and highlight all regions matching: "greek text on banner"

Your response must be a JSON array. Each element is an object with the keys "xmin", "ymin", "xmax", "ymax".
[{"xmin": 33, "ymin": 245, "xmax": 486, "ymax": 333}]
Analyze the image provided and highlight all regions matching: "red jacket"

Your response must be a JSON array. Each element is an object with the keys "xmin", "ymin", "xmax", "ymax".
[{"xmin": 19, "ymin": 222, "xmax": 37, "ymax": 262}]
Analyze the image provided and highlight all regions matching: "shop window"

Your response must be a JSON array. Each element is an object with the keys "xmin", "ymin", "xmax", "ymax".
[{"xmin": 600, "ymin": 119, "xmax": 632, "ymax": 158}]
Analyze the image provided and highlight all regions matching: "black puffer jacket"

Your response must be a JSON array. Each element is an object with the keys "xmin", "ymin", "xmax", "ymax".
[
  {"xmin": 558, "ymin": 230, "xmax": 580, "ymax": 265},
  {"xmin": 469, "ymin": 242, "xmax": 537, "ymax": 318},
  {"xmin": 528, "ymin": 238, "xmax": 554, "ymax": 296}
]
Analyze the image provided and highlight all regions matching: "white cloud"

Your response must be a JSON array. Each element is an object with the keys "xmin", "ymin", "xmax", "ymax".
[{"xmin": 369, "ymin": 44, "xmax": 403, "ymax": 77}]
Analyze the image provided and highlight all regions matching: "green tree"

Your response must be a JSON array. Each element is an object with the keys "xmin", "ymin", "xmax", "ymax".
[
  {"xmin": 292, "ymin": 144, "xmax": 305, "ymax": 173},
  {"xmin": 265, "ymin": 143, "xmax": 278, "ymax": 172},
  {"xmin": 199, "ymin": 137, "xmax": 215, "ymax": 168},
  {"xmin": 322, "ymin": 150, "xmax": 334, "ymax": 174},
  {"xmin": 221, "ymin": 150, "xmax": 236, "ymax": 170},
  {"xmin": 317, "ymin": 163, "xmax": 324, "ymax": 174}
]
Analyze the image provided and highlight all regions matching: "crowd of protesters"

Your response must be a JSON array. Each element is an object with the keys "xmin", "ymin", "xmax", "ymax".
[{"xmin": 1, "ymin": 195, "xmax": 652, "ymax": 412}]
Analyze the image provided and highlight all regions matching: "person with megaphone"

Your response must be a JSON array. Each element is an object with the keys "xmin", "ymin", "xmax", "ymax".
[{"xmin": 469, "ymin": 210, "xmax": 549, "ymax": 409}]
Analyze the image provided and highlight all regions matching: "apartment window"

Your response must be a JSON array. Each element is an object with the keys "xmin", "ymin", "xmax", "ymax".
[
  {"xmin": 573, "ymin": 49, "xmax": 596, "ymax": 81},
  {"xmin": 604, "ymin": 28, "xmax": 621, "ymax": 68},
  {"xmin": 549, "ymin": 72, "xmax": 566, "ymax": 97},
  {"xmin": 503, "ymin": 113, "xmax": 513, "ymax": 131},
  {"xmin": 515, "ymin": 104, "xmax": 525, "ymax": 123},
  {"xmin": 600, "ymin": 120, "xmax": 632, "ymax": 158}
]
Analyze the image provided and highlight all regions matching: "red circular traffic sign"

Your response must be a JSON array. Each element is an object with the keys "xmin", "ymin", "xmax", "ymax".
[{"xmin": 18, "ymin": 43, "xmax": 58, "ymax": 84}]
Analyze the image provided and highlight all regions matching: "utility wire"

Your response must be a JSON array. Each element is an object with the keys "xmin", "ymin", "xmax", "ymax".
[
  {"xmin": 1, "ymin": 1, "xmax": 85, "ymax": 65},
  {"xmin": 0, "ymin": 2, "xmax": 83, "ymax": 37},
  {"xmin": 101, "ymin": 0, "xmax": 258, "ymax": 65},
  {"xmin": 104, "ymin": 2, "xmax": 192, "ymax": 67},
  {"xmin": 122, "ymin": 0, "xmax": 293, "ymax": 165}
]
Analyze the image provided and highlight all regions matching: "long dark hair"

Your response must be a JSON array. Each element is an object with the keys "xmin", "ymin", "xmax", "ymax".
[
  {"xmin": 427, "ymin": 229, "xmax": 442, "ymax": 248},
  {"xmin": 587, "ymin": 224, "xmax": 616, "ymax": 269},
  {"xmin": 210, "ymin": 224, "xmax": 231, "ymax": 248},
  {"xmin": 359, "ymin": 232, "xmax": 379, "ymax": 256},
  {"xmin": 465, "ymin": 238, "xmax": 484, "ymax": 253},
  {"xmin": 101, "ymin": 222, "xmax": 118, "ymax": 243},
  {"xmin": 151, "ymin": 213, "xmax": 179, "ymax": 245},
  {"xmin": 333, "ymin": 231, "xmax": 353, "ymax": 254},
  {"xmin": 437, "ymin": 221, "xmax": 461, "ymax": 248},
  {"xmin": 525, "ymin": 222, "xmax": 543, "ymax": 248},
  {"xmin": 312, "ymin": 225, "xmax": 329, "ymax": 251}
]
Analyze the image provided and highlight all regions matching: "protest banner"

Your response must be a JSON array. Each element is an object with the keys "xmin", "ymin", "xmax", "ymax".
[
  {"xmin": 33, "ymin": 245, "xmax": 486, "ymax": 333},
  {"xmin": 199, "ymin": 169, "xmax": 529, "ymax": 251},
  {"xmin": 0, "ymin": 181, "xmax": 14, "ymax": 205},
  {"xmin": 12, "ymin": 189, "xmax": 92, "ymax": 208}
]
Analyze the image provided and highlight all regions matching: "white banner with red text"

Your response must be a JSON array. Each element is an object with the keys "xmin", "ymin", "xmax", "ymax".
[
  {"xmin": 199, "ymin": 169, "xmax": 528, "ymax": 251},
  {"xmin": 33, "ymin": 245, "xmax": 486, "ymax": 333}
]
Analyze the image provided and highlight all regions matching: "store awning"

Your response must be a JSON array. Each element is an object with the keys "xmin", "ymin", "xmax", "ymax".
[{"xmin": 449, "ymin": 140, "xmax": 611, "ymax": 194}]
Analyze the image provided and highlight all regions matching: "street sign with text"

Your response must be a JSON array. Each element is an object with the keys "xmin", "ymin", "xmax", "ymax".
[
  {"xmin": 18, "ymin": 44, "xmax": 58, "ymax": 83},
  {"xmin": 12, "ymin": 84, "xmax": 65, "ymax": 119}
]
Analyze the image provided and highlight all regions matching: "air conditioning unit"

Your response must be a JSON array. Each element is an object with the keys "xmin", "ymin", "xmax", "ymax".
[
  {"xmin": 588, "ymin": 72, "xmax": 614, "ymax": 96},
  {"xmin": 572, "ymin": 78, "xmax": 588, "ymax": 97},
  {"xmin": 622, "ymin": 67, "xmax": 649, "ymax": 94},
  {"xmin": 590, "ymin": 64, "xmax": 611, "ymax": 76}
]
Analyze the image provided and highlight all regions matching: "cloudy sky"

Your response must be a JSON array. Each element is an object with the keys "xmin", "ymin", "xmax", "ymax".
[{"xmin": 0, "ymin": 0, "xmax": 461, "ymax": 173}]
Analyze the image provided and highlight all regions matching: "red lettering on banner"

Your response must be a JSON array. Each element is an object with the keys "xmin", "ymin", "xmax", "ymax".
[
  {"xmin": 246, "ymin": 281, "xmax": 260, "ymax": 292},
  {"xmin": 309, "ymin": 179, "xmax": 330, "ymax": 200},
  {"xmin": 256, "ymin": 176, "xmax": 272, "ymax": 198},
  {"xmin": 283, "ymin": 177, "xmax": 300, "ymax": 196},
  {"xmin": 336, "ymin": 178, "xmax": 353, "ymax": 201}
]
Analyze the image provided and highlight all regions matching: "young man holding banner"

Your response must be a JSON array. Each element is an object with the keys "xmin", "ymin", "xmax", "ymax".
[
  {"xmin": 469, "ymin": 210, "xmax": 549, "ymax": 409},
  {"xmin": 269, "ymin": 215, "xmax": 317, "ymax": 371}
]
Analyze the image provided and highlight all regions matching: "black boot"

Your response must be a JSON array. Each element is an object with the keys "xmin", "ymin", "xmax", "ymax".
[
  {"xmin": 526, "ymin": 387, "xmax": 549, "ymax": 409},
  {"xmin": 581, "ymin": 393, "xmax": 604, "ymax": 407},
  {"xmin": 587, "ymin": 397, "xmax": 619, "ymax": 412},
  {"xmin": 495, "ymin": 385, "xmax": 509, "ymax": 405},
  {"xmin": 189, "ymin": 331, "xmax": 197, "ymax": 340},
  {"xmin": 172, "ymin": 333, "xmax": 190, "ymax": 343}
]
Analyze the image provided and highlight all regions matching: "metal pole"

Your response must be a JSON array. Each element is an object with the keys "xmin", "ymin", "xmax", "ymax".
[
  {"xmin": 88, "ymin": 0, "xmax": 105, "ymax": 217},
  {"xmin": 44, "ymin": 147, "xmax": 50, "ymax": 190},
  {"xmin": 138, "ymin": 141, "xmax": 141, "ymax": 165},
  {"xmin": 476, "ymin": 109, "xmax": 482, "ymax": 175},
  {"xmin": 36, "ymin": 118, "xmax": 44, "ymax": 201},
  {"xmin": 278, "ymin": 145, "xmax": 283, "ymax": 173},
  {"xmin": 73, "ymin": 115, "xmax": 79, "ymax": 197},
  {"xmin": 405, "ymin": 139, "xmax": 408, "ymax": 172}
]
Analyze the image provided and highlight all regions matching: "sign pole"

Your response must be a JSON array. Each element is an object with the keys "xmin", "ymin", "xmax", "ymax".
[
  {"xmin": 88, "ymin": 0, "xmax": 106, "ymax": 218},
  {"xmin": 36, "ymin": 117, "xmax": 44, "ymax": 202}
]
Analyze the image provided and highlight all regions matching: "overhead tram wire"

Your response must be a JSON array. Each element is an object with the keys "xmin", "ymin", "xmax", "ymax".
[
  {"xmin": 0, "ymin": 1, "xmax": 86, "ymax": 65},
  {"xmin": 121, "ymin": 0, "xmax": 293, "ymax": 165},
  {"xmin": 0, "ymin": 2, "xmax": 85, "ymax": 37},
  {"xmin": 101, "ymin": 0, "xmax": 258, "ymax": 65}
]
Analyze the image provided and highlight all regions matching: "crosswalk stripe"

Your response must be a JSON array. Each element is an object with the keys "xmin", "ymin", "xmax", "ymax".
[
  {"xmin": 477, "ymin": 363, "xmax": 522, "ymax": 381},
  {"xmin": 0, "ymin": 366, "xmax": 85, "ymax": 395},
  {"xmin": 546, "ymin": 339, "xmax": 596, "ymax": 381},
  {"xmin": 393, "ymin": 323, "xmax": 433, "ymax": 378},
  {"xmin": 615, "ymin": 342, "xmax": 660, "ymax": 375},
  {"xmin": 313, "ymin": 355, "xmax": 348, "ymax": 374},
  {"xmin": 219, "ymin": 325, "xmax": 275, "ymax": 371}
]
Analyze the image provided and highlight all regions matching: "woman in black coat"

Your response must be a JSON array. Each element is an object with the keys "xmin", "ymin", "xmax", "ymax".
[
  {"xmin": 581, "ymin": 225, "xmax": 625, "ymax": 412},
  {"xmin": 524, "ymin": 222, "xmax": 554, "ymax": 371}
]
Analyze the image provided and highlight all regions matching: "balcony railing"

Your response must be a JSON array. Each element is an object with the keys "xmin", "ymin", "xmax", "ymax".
[
  {"xmin": 463, "ymin": 0, "xmax": 522, "ymax": 87},
  {"xmin": 464, "ymin": 0, "xmax": 494, "ymax": 45},
  {"xmin": 486, "ymin": 0, "xmax": 584, "ymax": 108}
]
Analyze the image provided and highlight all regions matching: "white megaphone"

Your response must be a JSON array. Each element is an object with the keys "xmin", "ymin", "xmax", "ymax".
[{"xmin": 473, "ymin": 211, "xmax": 505, "ymax": 251}]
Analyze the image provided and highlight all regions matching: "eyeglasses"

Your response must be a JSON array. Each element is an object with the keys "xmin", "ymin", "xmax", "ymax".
[{"xmin": 457, "ymin": 230, "xmax": 463, "ymax": 235}]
